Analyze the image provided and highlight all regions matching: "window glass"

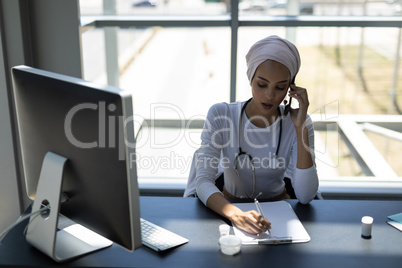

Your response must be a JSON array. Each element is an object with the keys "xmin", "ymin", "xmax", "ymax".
[
  {"xmin": 80, "ymin": 0, "xmax": 230, "ymax": 16},
  {"xmin": 239, "ymin": 0, "xmax": 402, "ymax": 16},
  {"xmin": 80, "ymin": 3, "xmax": 402, "ymax": 189},
  {"xmin": 237, "ymin": 27, "xmax": 402, "ymax": 115},
  {"xmin": 81, "ymin": 28, "xmax": 106, "ymax": 84},
  {"xmin": 119, "ymin": 27, "xmax": 230, "ymax": 119},
  {"xmin": 366, "ymin": 131, "xmax": 402, "ymax": 176},
  {"xmin": 135, "ymin": 125, "xmax": 203, "ymax": 179},
  {"xmin": 238, "ymin": 27, "xmax": 402, "ymax": 179},
  {"xmin": 82, "ymin": 27, "xmax": 231, "ymax": 118},
  {"xmin": 82, "ymin": 27, "xmax": 230, "ymax": 180}
]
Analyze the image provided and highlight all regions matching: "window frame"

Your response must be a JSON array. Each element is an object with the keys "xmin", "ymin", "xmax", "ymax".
[{"xmin": 80, "ymin": 0, "xmax": 402, "ymax": 198}]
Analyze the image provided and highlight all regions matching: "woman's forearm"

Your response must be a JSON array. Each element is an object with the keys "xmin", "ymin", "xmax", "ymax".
[
  {"xmin": 295, "ymin": 126, "xmax": 313, "ymax": 169},
  {"xmin": 206, "ymin": 192, "xmax": 242, "ymax": 220}
]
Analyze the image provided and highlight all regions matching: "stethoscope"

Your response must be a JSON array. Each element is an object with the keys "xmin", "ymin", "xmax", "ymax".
[{"xmin": 233, "ymin": 97, "xmax": 284, "ymax": 198}]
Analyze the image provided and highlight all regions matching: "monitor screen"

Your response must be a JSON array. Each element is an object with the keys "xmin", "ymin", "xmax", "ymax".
[{"xmin": 11, "ymin": 65, "xmax": 142, "ymax": 261}]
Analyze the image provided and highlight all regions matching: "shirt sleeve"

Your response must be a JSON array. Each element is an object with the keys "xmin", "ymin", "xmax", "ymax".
[
  {"xmin": 290, "ymin": 115, "xmax": 319, "ymax": 204},
  {"xmin": 195, "ymin": 103, "xmax": 228, "ymax": 205}
]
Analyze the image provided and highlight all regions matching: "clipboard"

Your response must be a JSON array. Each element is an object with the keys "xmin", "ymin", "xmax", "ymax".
[{"xmin": 232, "ymin": 201, "xmax": 310, "ymax": 244}]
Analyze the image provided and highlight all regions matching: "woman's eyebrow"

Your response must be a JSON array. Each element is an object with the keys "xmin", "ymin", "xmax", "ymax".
[{"xmin": 257, "ymin": 76, "xmax": 288, "ymax": 84}]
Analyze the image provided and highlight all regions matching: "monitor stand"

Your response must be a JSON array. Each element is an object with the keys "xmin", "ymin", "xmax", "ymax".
[{"xmin": 25, "ymin": 152, "xmax": 113, "ymax": 262}]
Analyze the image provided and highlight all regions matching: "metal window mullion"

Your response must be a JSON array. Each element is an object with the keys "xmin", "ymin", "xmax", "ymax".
[
  {"xmin": 230, "ymin": 0, "xmax": 239, "ymax": 103},
  {"xmin": 82, "ymin": 15, "xmax": 402, "ymax": 29},
  {"xmin": 84, "ymin": 15, "xmax": 231, "ymax": 28},
  {"xmin": 238, "ymin": 16, "xmax": 402, "ymax": 28},
  {"xmin": 103, "ymin": 1, "xmax": 119, "ymax": 87},
  {"xmin": 389, "ymin": 28, "xmax": 401, "ymax": 114}
]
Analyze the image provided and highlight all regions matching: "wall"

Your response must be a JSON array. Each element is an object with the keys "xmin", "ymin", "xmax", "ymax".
[{"xmin": 0, "ymin": 0, "xmax": 82, "ymax": 233}]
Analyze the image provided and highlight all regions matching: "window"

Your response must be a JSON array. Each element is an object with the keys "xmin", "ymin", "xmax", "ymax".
[{"xmin": 80, "ymin": 0, "xmax": 402, "ymax": 198}]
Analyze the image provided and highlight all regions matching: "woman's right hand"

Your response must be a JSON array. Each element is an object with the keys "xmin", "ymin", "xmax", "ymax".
[
  {"xmin": 230, "ymin": 210, "xmax": 271, "ymax": 235},
  {"xmin": 206, "ymin": 192, "xmax": 271, "ymax": 235}
]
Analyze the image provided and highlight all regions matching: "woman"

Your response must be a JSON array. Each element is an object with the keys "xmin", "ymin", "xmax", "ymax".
[{"xmin": 193, "ymin": 35, "xmax": 318, "ymax": 235}]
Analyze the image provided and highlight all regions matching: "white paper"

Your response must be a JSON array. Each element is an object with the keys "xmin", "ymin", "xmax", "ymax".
[
  {"xmin": 387, "ymin": 220, "xmax": 402, "ymax": 232},
  {"xmin": 233, "ymin": 201, "xmax": 310, "ymax": 244}
]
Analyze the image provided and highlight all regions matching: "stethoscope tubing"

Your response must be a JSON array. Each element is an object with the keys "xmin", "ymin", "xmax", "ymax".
[{"xmin": 234, "ymin": 98, "xmax": 284, "ymax": 198}]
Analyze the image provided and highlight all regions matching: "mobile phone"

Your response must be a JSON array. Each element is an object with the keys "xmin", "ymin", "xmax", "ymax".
[{"xmin": 284, "ymin": 83, "xmax": 294, "ymax": 116}]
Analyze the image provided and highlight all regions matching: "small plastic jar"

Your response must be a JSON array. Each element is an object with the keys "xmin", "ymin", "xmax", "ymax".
[{"xmin": 218, "ymin": 235, "xmax": 242, "ymax": 255}]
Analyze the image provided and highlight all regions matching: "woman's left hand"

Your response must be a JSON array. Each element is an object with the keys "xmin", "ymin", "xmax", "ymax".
[{"xmin": 288, "ymin": 84, "xmax": 309, "ymax": 130}]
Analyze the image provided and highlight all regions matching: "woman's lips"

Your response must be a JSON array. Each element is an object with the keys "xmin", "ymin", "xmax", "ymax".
[{"xmin": 262, "ymin": 103, "xmax": 273, "ymax": 110}]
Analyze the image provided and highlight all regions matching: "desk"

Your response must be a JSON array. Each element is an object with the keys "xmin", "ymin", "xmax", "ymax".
[{"xmin": 1, "ymin": 197, "xmax": 402, "ymax": 267}]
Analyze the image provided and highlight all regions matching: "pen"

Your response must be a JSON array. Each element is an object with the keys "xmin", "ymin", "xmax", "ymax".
[{"xmin": 254, "ymin": 197, "xmax": 270, "ymax": 235}]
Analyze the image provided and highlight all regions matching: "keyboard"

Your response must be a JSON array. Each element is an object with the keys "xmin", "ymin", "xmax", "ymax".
[{"xmin": 140, "ymin": 218, "xmax": 189, "ymax": 251}]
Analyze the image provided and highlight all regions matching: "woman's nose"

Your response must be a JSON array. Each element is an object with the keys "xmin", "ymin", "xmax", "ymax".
[{"xmin": 265, "ymin": 87, "xmax": 275, "ymax": 99}]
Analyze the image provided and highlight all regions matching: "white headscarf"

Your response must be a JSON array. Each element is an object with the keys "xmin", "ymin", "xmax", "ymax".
[{"xmin": 246, "ymin": 35, "xmax": 301, "ymax": 85}]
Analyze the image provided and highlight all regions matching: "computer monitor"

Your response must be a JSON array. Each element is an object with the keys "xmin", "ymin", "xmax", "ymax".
[{"xmin": 10, "ymin": 65, "xmax": 142, "ymax": 262}]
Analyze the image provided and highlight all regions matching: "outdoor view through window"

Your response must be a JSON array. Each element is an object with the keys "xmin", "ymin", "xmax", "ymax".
[{"xmin": 80, "ymin": 0, "xmax": 402, "ymax": 197}]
